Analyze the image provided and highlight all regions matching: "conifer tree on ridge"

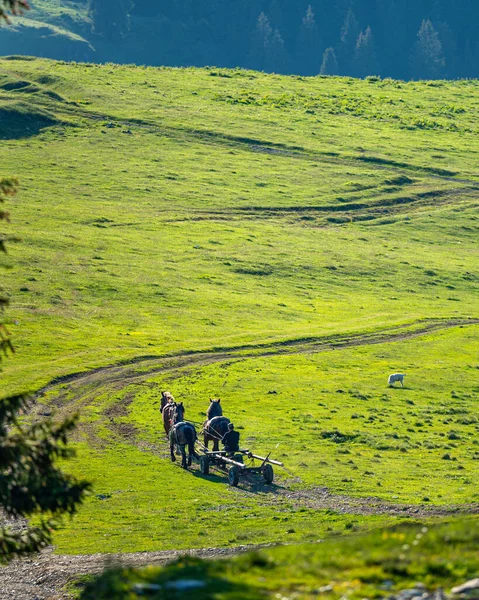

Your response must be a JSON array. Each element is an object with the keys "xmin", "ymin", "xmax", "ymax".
[
  {"xmin": 410, "ymin": 19, "xmax": 445, "ymax": 79},
  {"xmin": 320, "ymin": 47, "xmax": 339, "ymax": 75},
  {"xmin": 296, "ymin": 5, "xmax": 321, "ymax": 76},
  {"xmin": 353, "ymin": 26, "xmax": 379, "ymax": 78}
]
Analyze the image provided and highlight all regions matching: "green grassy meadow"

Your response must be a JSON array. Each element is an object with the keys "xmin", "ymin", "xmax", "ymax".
[{"xmin": 0, "ymin": 58, "xmax": 478, "ymax": 554}]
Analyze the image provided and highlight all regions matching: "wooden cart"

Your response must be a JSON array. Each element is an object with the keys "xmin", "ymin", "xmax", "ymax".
[{"xmin": 198, "ymin": 449, "xmax": 283, "ymax": 486}]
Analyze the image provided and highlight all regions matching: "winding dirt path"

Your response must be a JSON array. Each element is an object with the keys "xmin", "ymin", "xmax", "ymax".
[
  {"xmin": 38, "ymin": 317, "xmax": 479, "ymax": 399},
  {"xmin": 32, "ymin": 317, "xmax": 479, "ymax": 442},
  {"xmin": 3, "ymin": 318, "xmax": 478, "ymax": 599},
  {"xmin": 3, "ymin": 76, "xmax": 478, "ymax": 598}
]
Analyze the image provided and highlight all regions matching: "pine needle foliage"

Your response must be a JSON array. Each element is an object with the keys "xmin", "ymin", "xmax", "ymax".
[
  {"xmin": 0, "ymin": 0, "xmax": 29, "ymax": 22},
  {"xmin": 0, "ymin": 394, "xmax": 91, "ymax": 563}
]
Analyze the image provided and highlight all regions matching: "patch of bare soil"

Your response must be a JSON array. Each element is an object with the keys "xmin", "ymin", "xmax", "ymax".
[
  {"xmin": 271, "ymin": 486, "xmax": 479, "ymax": 518},
  {"xmin": 199, "ymin": 470, "xmax": 479, "ymax": 518},
  {"xmin": 0, "ymin": 543, "xmax": 272, "ymax": 600}
]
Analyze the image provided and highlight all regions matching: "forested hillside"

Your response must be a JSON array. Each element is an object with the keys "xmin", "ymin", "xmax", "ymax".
[{"xmin": 4, "ymin": 0, "xmax": 479, "ymax": 80}]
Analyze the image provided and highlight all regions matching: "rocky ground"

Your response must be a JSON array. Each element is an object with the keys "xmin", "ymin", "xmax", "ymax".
[{"xmin": 0, "ymin": 543, "xmax": 266, "ymax": 599}]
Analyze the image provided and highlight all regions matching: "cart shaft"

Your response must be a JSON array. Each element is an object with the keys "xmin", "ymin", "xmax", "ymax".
[
  {"xmin": 215, "ymin": 455, "xmax": 245, "ymax": 469},
  {"xmin": 248, "ymin": 453, "xmax": 284, "ymax": 467}
]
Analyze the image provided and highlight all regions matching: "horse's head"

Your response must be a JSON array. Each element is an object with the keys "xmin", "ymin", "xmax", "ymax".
[
  {"xmin": 160, "ymin": 391, "xmax": 169, "ymax": 410},
  {"xmin": 173, "ymin": 402, "xmax": 185, "ymax": 424},
  {"xmin": 207, "ymin": 398, "xmax": 222, "ymax": 418}
]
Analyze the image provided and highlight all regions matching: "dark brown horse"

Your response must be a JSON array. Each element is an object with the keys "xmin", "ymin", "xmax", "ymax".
[
  {"xmin": 203, "ymin": 415, "xmax": 230, "ymax": 451},
  {"xmin": 162, "ymin": 400, "xmax": 176, "ymax": 436},
  {"xmin": 203, "ymin": 400, "xmax": 229, "ymax": 451},
  {"xmin": 206, "ymin": 399, "xmax": 222, "ymax": 419},
  {"xmin": 169, "ymin": 403, "xmax": 197, "ymax": 469}
]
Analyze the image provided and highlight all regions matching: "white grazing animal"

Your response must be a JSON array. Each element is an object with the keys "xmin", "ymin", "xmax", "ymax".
[{"xmin": 388, "ymin": 373, "xmax": 405, "ymax": 387}]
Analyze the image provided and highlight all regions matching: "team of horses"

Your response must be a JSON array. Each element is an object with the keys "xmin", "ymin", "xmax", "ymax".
[{"xmin": 160, "ymin": 392, "xmax": 231, "ymax": 469}]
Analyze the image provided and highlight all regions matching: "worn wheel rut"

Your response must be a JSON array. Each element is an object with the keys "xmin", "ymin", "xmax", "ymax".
[{"xmin": 38, "ymin": 317, "xmax": 479, "ymax": 400}]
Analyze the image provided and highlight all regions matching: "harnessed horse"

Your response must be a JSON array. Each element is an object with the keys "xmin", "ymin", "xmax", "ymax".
[
  {"xmin": 160, "ymin": 391, "xmax": 173, "ymax": 413},
  {"xmin": 203, "ymin": 399, "xmax": 230, "ymax": 451},
  {"xmin": 203, "ymin": 415, "xmax": 231, "ymax": 451},
  {"xmin": 169, "ymin": 402, "xmax": 198, "ymax": 469},
  {"xmin": 162, "ymin": 401, "xmax": 176, "ymax": 436}
]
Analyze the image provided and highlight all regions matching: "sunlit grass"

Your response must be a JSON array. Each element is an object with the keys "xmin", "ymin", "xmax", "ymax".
[{"xmin": 0, "ymin": 58, "xmax": 477, "ymax": 554}]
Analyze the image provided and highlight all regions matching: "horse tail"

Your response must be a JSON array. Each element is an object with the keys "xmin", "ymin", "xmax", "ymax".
[{"xmin": 185, "ymin": 424, "xmax": 197, "ymax": 458}]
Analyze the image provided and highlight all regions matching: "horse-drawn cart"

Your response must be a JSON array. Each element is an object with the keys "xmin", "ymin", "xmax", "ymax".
[{"xmin": 198, "ymin": 449, "xmax": 283, "ymax": 487}]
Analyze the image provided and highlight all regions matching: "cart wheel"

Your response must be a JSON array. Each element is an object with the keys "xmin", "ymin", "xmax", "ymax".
[
  {"xmin": 233, "ymin": 454, "xmax": 244, "ymax": 464},
  {"xmin": 228, "ymin": 466, "xmax": 240, "ymax": 487},
  {"xmin": 262, "ymin": 463, "xmax": 274, "ymax": 485},
  {"xmin": 200, "ymin": 455, "xmax": 210, "ymax": 475}
]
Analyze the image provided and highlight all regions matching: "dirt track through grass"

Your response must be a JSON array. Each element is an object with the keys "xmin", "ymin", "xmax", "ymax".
[
  {"xmin": 38, "ymin": 317, "xmax": 479, "ymax": 400},
  {"xmin": 33, "ymin": 317, "xmax": 479, "ymax": 511},
  {"xmin": 2, "ymin": 63, "xmax": 478, "ymax": 593},
  {"xmin": 34, "ymin": 317, "xmax": 479, "ymax": 465}
]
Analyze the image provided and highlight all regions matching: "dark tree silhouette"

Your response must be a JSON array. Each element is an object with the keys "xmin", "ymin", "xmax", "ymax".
[
  {"xmin": 3, "ymin": 0, "xmax": 479, "ymax": 80},
  {"xmin": 338, "ymin": 6, "xmax": 360, "ymax": 74},
  {"xmin": 296, "ymin": 5, "xmax": 321, "ymax": 75},
  {"xmin": 353, "ymin": 26, "xmax": 379, "ymax": 78},
  {"xmin": 248, "ymin": 12, "xmax": 272, "ymax": 71},
  {"xmin": 266, "ymin": 27, "xmax": 289, "ymax": 73},
  {"xmin": 88, "ymin": 0, "xmax": 134, "ymax": 40},
  {"xmin": 320, "ymin": 47, "xmax": 339, "ymax": 75},
  {"xmin": 0, "ymin": 393, "xmax": 91, "ymax": 563},
  {"xmin": 410, "ymin": 19, "xmax": 445, "ymax": 79}
]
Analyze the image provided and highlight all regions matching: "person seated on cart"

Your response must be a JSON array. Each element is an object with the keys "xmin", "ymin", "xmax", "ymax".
[{"xmin": 222, "ymin": 423, "xmax": 240, "ymax": 455}]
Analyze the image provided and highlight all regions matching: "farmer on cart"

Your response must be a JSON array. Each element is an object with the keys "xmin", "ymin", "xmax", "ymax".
[{"xmin": 222, "ymin": 423, "xmax": 240, "ymax": 454}]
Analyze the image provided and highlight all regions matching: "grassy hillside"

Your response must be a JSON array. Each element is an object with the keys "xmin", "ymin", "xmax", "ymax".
[{"xmin": 0, "ymin": 58, "xmax": 477, "ymax": 554}]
